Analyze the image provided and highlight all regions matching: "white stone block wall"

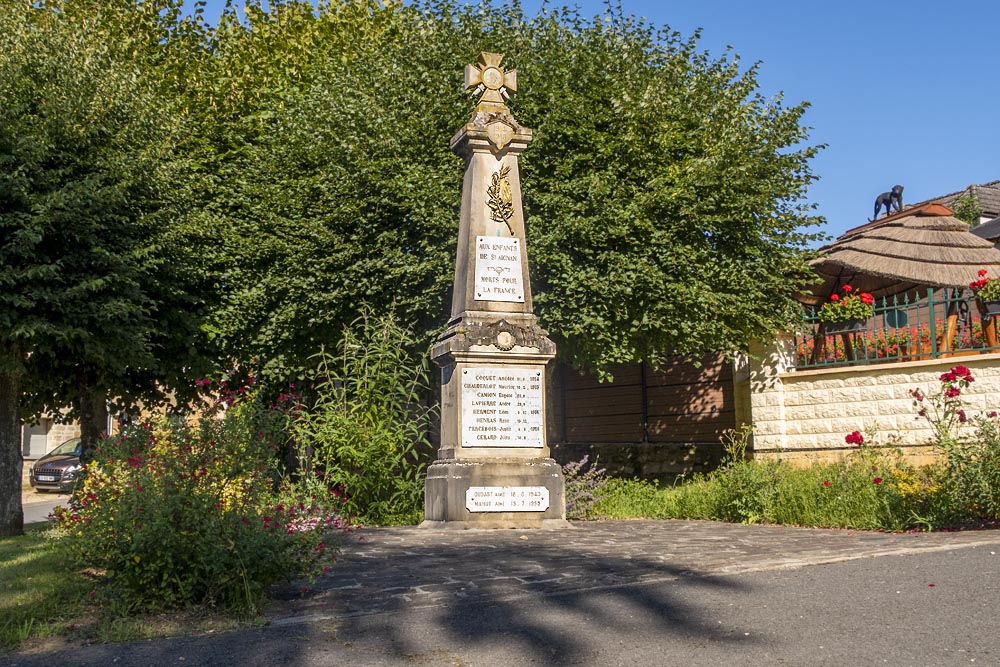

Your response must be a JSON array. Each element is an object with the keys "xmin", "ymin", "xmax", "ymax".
[{"xmin": 740, "ymin": 338, "xmax": 1000, "ymax": 458}]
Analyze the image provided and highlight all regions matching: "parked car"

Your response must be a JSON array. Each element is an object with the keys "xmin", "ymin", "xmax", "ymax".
[{"xmin": 28, "ymin": 437, "xmax": 82, "ymax": 493}]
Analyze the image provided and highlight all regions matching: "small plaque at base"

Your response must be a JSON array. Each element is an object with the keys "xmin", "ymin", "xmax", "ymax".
[{"xmin": 466, "ymin": 486, "xmax": 550, "ymax": 512}]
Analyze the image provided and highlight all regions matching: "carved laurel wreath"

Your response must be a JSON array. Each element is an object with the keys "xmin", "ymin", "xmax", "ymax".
[{"xmin": 486, "ymin": 163, "xmax": 514, "ymax": 235}]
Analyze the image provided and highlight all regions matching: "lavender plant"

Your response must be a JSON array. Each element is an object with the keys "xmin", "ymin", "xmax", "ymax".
[{"xmin": 562, "ymin": 455, "xmax": 610, "ymax": 520}]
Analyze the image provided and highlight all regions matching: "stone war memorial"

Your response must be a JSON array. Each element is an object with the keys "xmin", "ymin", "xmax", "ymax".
[{"xmin": 421, "ymin": 53, "xmax": 568, "ymax": 529}]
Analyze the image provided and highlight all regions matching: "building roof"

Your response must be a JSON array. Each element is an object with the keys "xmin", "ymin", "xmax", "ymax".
[
  {"xmin": 802, "ymin": 203, "xmax": 1000, "ymax": 305},
  {"xmin": 970, "ymin": 215, "xmax": 1000, "ymax": 242},
  {"xmin": 911, "ymin": 179, "xmax": 1000, "ymax": 219}
]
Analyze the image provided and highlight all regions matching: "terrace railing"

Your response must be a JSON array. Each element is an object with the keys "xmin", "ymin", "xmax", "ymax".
[{"xmin": 794, "ymin": 288, "xmax": 1000, "ymax": 369}]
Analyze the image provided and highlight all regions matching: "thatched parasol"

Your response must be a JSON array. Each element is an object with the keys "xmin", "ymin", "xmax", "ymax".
[{"xmin": 800, "ymin": 203, "xmax": 1000, "ymax": 307}]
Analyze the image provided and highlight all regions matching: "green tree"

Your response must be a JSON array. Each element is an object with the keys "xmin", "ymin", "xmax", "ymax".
[
  {"xmin": 953, "ymin": 195, "xmax": 983, "ymax": 226},
  {"xmin": 195, "ymin": 0, "xmax": 822, "ymax": 384},
  {"xmin": 0, "ymin": 0, "xmax": 208, "ymax": 535}
]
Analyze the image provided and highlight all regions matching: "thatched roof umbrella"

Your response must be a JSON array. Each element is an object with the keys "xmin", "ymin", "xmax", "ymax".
[{"xmin": 800, "ymin": 203, "xmax": 1000, "ymax": 307}]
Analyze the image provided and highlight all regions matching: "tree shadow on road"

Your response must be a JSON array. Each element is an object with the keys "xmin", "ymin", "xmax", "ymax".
[{"xmin": 271, "ymin": 525, "xmax": 759, "ymax": 665}]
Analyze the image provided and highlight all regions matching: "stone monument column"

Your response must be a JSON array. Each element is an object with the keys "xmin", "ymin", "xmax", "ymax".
[{"xmin": 421, "ymin": 52, "xmax": 568, "ymax": 529}]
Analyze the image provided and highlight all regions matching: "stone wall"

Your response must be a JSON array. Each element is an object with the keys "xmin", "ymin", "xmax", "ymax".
[
  {"xmin": 739, "ymin": 337, "xmax": 1000, "ymax": 465},
  {"xmin": 47, "ymin": 421, "xmax": 81, "ymax": 449}
]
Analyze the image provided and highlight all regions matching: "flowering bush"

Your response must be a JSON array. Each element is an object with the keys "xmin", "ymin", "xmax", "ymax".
[
  {"xmin": 910, "ymin": 364, "xmax": 975, "ymax": 445},
  {"xmin": 55, "ymin": 392, "xmax": 349, "ymax": 612},
  {"xmin": 562, "ymin": 456, "xmax": 610, "ymax": 520},
  {"xmin": 969, "ymin": 269, "xmax": 1000, "ymax": 302},
  {"xmin": 818, "ymin": 284, "xmax": 875, "ymax": 323}
]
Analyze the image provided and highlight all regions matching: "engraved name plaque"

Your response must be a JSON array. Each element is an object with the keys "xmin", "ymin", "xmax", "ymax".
[
  {"xmin": 466, "ymin": 486, "xmax": 550, "ymax": 512},
  {"xmin": 474, "ymin": 236, "xmax": 524, "ymax": 302},
  {"xmin": 461, "ymin": 367, "xmax": 544, "ymax": 447}
]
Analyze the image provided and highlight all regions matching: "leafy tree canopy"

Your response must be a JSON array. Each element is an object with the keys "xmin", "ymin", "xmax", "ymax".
[{"xmin": 194, "ymin": 0, "xmax": 823, "ymax": 382}]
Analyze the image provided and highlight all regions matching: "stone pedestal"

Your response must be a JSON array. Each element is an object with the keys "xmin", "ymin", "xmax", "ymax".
[{"xmin": 421, "ymin": 52, "xmax": 568, "ymax": 529}]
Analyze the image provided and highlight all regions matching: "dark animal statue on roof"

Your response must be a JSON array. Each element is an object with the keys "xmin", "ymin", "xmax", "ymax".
[{"xmin": 871, "ymin": 185, "xmax": 904, "ymax": 221}]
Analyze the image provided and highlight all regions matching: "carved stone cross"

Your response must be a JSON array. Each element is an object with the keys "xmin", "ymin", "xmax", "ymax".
[{"xmin": 464, "ymin": 52, "xmax": 517, "ymax": 114}]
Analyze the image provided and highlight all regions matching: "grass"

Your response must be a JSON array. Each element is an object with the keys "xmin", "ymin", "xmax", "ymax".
[
  {"xmin": 591, "ymin": 447, "xmax": 935, "ymax": 532},
  {"xmin": 0, "ymin": 524, "xmax": 91, "ymax": 650},
  {"xmin": 0, "ymin": 524, "xmax": 251, "ymax": 653}
]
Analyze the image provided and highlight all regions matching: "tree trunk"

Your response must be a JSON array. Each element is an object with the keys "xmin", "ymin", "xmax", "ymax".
[
  {"xmin": 77, "ymin": 382, "xmax": 108, "ymax": 465},
  {"xmin": 0, "ymin": 361, "xmax": 24, "ymax": 537}
]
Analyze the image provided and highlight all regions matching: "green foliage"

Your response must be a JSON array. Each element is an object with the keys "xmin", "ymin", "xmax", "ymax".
[
  {"xmin": 0, "ymin": 0, "xmax": 214, "ymax": 471},
  {"xmin": 54, "ymin": 397, "xmax": 347, "ymax": 612},
  {"xmin": 191, "ymin": 0, "xmax": 824, "ymax": 383},
  {"xmin": 929, "ymin": 413, "xmax": 1000, "ymax": 525},
  {"xmin": 294, "ymin": 312, "xmax": 434, "ymax": 526},
  {"xmin": 817, "ymin": 286, "xmax": 875, "ymax": 323},
  {"xmin": 592, "ymin": 477, "xmax": 675, "ymax": 520},
  {"xmin": 970, "ymin": 269, "xmax": 1000, "ymax": 302},
  {"xmin": 953, "ymin": 195, "xmax": 983, "ymax": 225}
]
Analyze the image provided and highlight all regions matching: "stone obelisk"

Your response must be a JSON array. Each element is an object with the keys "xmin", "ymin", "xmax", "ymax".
[{"xmin": 421, "ymin": 52, "xmax": 568, "ymax": 529}]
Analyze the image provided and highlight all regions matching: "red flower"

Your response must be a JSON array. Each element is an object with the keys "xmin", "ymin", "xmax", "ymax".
[
  {"xmin": 845, "ymin": 431, "xmax": 865, "ymax": 445},
  {"xmin": 979, "ymin": 269, "xmax": 989, "ymax": 277},
  {"xmin": 945, "ymin": 387, "xmax": 961, "ymax": 399},
  {"xmin": 823, "ymin": 481, "xmax": 831, "ymax": 487},
  {"xmin": 830, "ymin": 294, "xmax": 840, "ymax": 302},
  {"xmin": 873, "ymin": 477, "xmax": 883, "ymax": 485},
  {"xmin": 842, "ymin": 285, "xmax": 853, "ymax": 293}
]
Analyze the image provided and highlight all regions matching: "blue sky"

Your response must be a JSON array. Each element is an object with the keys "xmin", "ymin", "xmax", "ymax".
[{"xmin": 198, "ymin": 0, "xmax": 1000, "ymax": 241}]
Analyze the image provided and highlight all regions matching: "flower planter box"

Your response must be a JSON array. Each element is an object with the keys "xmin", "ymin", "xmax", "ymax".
[
  {"xmin": 982, "ymin": 300, "xmax": 1000, "ymax": 317},
  {"xmin": 824, "ymin": 318, "xmax": 868, "ymax": 335}
]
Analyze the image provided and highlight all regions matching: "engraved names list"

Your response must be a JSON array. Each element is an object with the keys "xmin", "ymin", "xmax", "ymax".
[{"xmin": 461, "ymin": 367, "xmax": 543, "ymax": 447}]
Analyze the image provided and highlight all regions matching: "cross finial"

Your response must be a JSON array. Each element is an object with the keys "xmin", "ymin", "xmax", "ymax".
[{"xmin": 465, "ymin": 52, "xmax": 517, "ymax": 114}]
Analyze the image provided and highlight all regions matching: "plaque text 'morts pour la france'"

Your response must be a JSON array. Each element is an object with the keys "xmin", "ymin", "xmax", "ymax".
[
  {"xmin": 461, "ymin": 367, "xmax": 543, "ymax": 447},
  {"xmin": 474, "ymin": 236, "xmax": 524, "ymax": 302}
]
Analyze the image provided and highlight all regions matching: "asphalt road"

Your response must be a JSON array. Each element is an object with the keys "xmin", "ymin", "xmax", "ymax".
[
  {"xmin": 21, "ymin": 494, "xmax": 68, "ymax": 526},
  {"xmin": 4, "ymin": 543, "xmax": 998, "ymax": 666}
]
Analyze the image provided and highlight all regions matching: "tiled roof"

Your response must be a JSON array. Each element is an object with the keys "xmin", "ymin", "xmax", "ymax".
[
  {"xmin": 909, "ymin": 180, "xmax": 1000, "ymax": 219},
  {"xmin": 971, "ymin": 216, "xmax": 1000, "ymax": 242}
]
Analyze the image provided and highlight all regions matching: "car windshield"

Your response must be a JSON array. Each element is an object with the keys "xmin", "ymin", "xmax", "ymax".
[{"xmin": 49, "ymin": 439, "xmax": 81, "ymax": 457}]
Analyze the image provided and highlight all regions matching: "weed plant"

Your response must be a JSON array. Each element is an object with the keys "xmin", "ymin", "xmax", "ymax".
[
  {"xmin": 294, "ymin": 311, "xmax": 434, "ymax": 525},
  {"xmin": 594, "ymin": 365, "xmax": 1000, "ymax": 531}
]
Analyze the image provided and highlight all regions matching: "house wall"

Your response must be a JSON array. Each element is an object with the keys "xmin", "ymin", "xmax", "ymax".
[
  {"xmin": 739, "ymin": 337, "xmax": 1000, "ymax": 465},
  {"xmin": 21, "ymin": 418, "xmax": 81, "ymax": 459}
]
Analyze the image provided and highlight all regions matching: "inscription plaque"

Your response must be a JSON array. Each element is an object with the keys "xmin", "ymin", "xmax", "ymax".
[
  {"xmin": 466, "ymin": 486, "xmax": 550, "ymax": 512},
  {"xmin": 474, "ymin": 236, "xmax": 524, "ymax": 302},
  {"xmin": 461, "ymin": 367, "xmax": 543, "ymax": 447}
]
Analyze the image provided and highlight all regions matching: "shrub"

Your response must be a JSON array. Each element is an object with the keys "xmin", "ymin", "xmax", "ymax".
[
  {"xmin": 562, "ymin": 455, "xmax": 610, "ymax": 520},
  {"xmin": 592, "ymin": 478, "xmax": 670, "ymax": 519},
  {"xmin": 55, "ymin": 395, "xmax": 347, "ymax": 612},
  {"xmin": 294, "ymin": 311, "xmax": 434, "ymax": 525},
  {"xmin": 934, "ymin": 413, "xmax": 1000, "ymax": 524}
]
